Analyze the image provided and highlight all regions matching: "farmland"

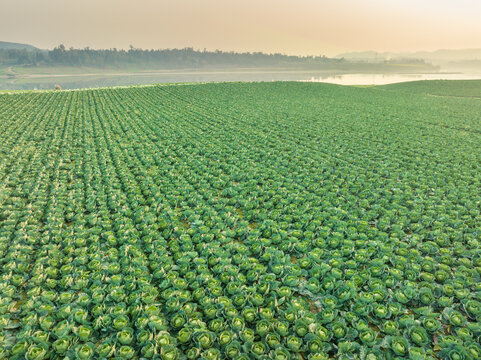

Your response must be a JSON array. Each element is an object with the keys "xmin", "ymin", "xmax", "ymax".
[{"xmin": 0, "ymin": 81, "xmax": 480, "ymax": 359}]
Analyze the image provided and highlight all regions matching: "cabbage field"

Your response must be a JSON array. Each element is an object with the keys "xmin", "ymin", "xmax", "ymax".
[{"xmin": 0, "ymin": 80, "xmax": 480, "ymax": 359}]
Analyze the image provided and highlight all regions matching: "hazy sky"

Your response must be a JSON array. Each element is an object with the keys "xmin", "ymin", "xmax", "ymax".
[{"xmin": 1, "ymin": 0, "xmax": 481, "ymax": 56}]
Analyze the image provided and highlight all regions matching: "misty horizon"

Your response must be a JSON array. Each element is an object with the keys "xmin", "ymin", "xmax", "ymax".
[
  {"xmin": 2, "ymin": 0, "xmax": 481, "ymax": 57},
  {"xmin": 4, "ymin": 40, "xmax": 481, "ymax": 61},
  {"xmin": 2, "ymin": 0, "xmax": 481, "ymax": 91}
]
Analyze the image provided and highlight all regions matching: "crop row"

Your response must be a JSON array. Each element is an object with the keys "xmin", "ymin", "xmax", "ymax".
[{"xmin": 0, "ymin": 82, "xmax": 480, "ymax": 359}]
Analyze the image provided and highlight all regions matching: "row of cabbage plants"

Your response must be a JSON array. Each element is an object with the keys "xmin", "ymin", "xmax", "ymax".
[{"xmin": 0, "ymin": 82, "xmax": 480, "ymax": 359}]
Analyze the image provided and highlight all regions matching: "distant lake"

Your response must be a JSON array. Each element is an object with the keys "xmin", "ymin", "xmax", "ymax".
[
  {"xmin": 1, "ymin": 69, "xmax": 480, "ymax": 90},
  {"xmin": 303, "ymin": 72, "xmax": 481, "ymax": 85}
]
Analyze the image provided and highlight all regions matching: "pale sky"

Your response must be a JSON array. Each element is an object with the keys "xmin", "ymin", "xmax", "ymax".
[{"xmin": 1, "ymin": 0, "xmax": 481, "ymax": 56}]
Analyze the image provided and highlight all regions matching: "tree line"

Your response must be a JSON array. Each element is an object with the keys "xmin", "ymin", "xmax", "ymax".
[{"xmin": 0, "ymin": 45, "xmax": 345, "ymax": 69}]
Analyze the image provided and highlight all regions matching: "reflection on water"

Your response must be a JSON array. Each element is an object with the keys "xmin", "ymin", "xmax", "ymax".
[
  {"xmin": 1, "ymin": 70, "xmax": 480, "ymax": 90},
  {"xmin": 1, "ymin": 71, "xmax": 324, "ymax": 90},
  {"xmin": 303, "ymin": 72, "xmax": 481, "ymax": 85}
]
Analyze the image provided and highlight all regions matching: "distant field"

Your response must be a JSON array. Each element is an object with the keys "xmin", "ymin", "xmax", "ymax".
[{"xmin": 0, "ymin": 81, "xmax": 480, "ymax": 359}]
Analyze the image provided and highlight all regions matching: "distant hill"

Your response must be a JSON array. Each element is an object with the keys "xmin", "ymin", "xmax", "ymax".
[
  {"xmin": 0, "ymin": 41, "xmax": 39, "ymax": 51},
  {"xmin": 336, "ymin": 48, "xmax": 481, "ymax": 64}
]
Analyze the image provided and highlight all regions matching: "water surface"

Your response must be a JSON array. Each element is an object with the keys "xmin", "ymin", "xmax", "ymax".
[
  {"xmin": 1, "ymin": 69, "xmax": 480, "ymax": 90},
  {"xmin": 303, "ymin": 72, "xmax": 481, "ymax": 85}
]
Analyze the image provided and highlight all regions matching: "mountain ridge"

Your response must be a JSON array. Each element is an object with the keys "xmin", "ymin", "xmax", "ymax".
[{"xmin": 0, "ymin": 41, "xmax": 39, "ymax": 51}]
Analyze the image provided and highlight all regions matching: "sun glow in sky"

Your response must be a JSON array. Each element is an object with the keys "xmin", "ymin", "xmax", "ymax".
[{"xmin": 1, "ymin": 0, "xmax": 481, "ymax": 56}]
